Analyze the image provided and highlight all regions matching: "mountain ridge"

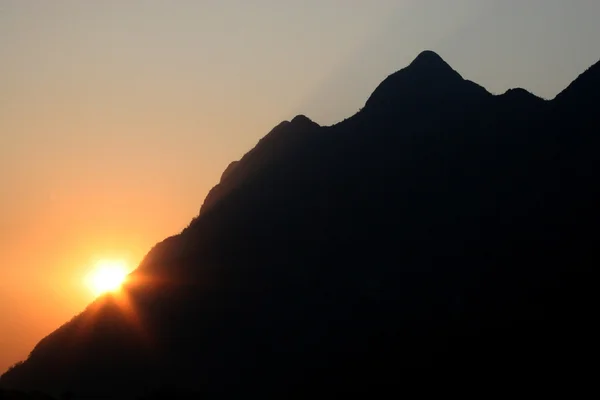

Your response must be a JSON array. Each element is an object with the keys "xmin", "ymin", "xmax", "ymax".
[
  {"xmin": 2, "ymin": 50, "xmax": 599, "ymax": 398},
  {"xmin": 199, "ymin": 114, "xmax": 320, "ymax": 216},
  {"xmin": 363, "ymin": 50, "xmax": 489, "ymax": 115}
]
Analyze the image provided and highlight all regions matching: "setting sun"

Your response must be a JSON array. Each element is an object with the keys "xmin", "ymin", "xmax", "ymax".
[{"xmin": 86, "ymin": 260, "xmax": 130, "ymax": 296}]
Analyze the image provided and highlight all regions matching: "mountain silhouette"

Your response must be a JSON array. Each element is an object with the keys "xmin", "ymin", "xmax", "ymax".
[
  {"xmin": 1, "ymin": 51, "xmax": 599, "ymax": 398},
  {"xmin": 199, "ymin": 114, "xmax": 320, "ymax": 216}
]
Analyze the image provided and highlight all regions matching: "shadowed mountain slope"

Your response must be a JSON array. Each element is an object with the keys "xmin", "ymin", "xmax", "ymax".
[
  {"xmin": 2, "ymin": 51, "xmax": 599, "ymax": 398},
  {"xmin": 199, "ymin": 114, "xmax": 320, "ymax": 216}
]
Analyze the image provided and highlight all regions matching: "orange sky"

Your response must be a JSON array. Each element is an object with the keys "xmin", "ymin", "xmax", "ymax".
[{"xmin": 1, "ymin": 0, "xmax": 599, "ymax": 374}]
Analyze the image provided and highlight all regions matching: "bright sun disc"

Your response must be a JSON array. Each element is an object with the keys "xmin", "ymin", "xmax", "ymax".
[{"xmin": 86, "ymin": 260, "xmax": 129, "ymax": 296}]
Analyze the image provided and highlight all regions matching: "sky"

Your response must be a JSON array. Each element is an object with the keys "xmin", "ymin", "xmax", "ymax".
[{"xmin": 1, "ymin": 0, "xmax": 599, "ymax": 373}]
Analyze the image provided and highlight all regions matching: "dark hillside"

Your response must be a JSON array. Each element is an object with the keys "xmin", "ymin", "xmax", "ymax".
[{"xmin": 2, "ymin": 52, "xmax": 598, "ymax": 398}]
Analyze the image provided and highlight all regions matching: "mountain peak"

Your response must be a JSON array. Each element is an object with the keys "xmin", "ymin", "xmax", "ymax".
[
  {"xmin": 363, "ymin": 50, "xmax": 477, "ymax": 113},
  {"xmin": 410, "ymin": 50, "xmax": 447, "ymax": 66},
  {"xmin": 406, "ymin": 50, "xmax": 461, "ymax": 79},
  {"xmin": 290, "ymin": 114, "xmax": 314, "ymax": 125}
]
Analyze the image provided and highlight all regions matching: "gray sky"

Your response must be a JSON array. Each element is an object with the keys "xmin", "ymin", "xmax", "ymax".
[{"xmin": 0, "ymin": 0, "xmax": 599, "ymax": 373}]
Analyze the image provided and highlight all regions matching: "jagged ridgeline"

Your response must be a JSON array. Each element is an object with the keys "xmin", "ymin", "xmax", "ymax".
[{"xmin": 2, "ymin": 51, "xmax": 599, "ymax": 398}]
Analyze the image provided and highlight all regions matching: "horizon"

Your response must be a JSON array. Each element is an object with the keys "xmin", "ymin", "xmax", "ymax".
[{"xmin": 2, "ymin": 0, "xmax": 600, "ymax": 376}]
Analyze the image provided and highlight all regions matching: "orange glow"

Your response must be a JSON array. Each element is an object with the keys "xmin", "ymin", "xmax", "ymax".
[{"xmin": 85, "ymin": 260, "xmax": 130, "ymax": 296}]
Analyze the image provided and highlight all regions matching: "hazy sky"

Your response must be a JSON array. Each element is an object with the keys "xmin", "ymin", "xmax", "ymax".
[{"xmin": 1, "ymin": 0, "xmax": 599, "ymax": 373}]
